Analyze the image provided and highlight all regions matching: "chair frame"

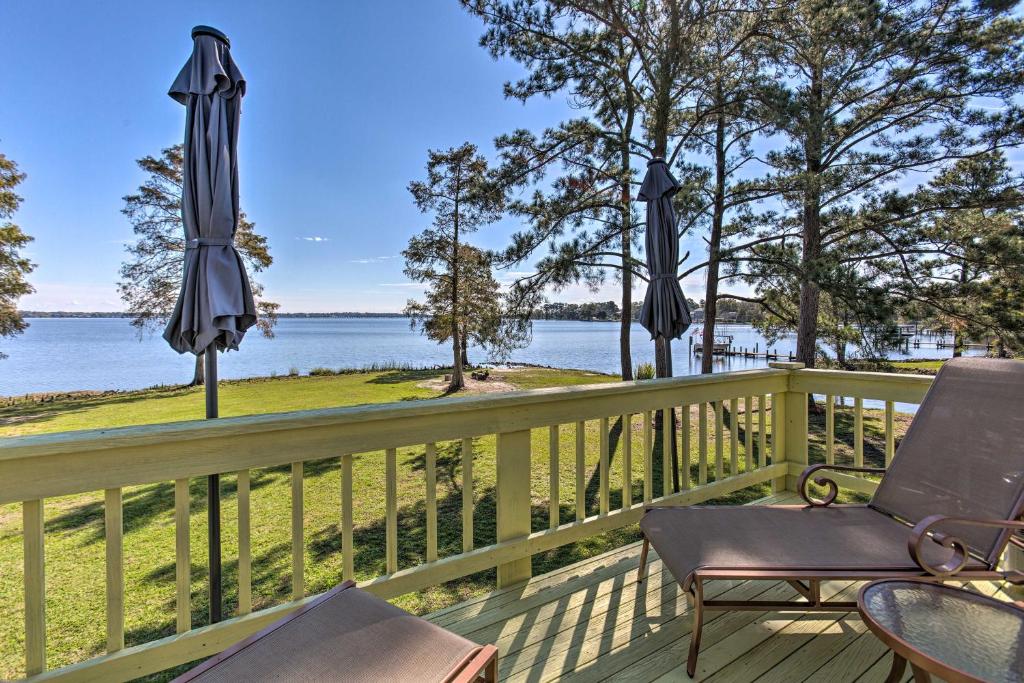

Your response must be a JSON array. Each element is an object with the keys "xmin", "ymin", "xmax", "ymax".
[
  {"xmin": 636, "ymin": 463, "xmax": 1024, "ymax": 678},
  {"xmin": 174, "ymin": 580, "xmax": 498, "ymax": 683}
]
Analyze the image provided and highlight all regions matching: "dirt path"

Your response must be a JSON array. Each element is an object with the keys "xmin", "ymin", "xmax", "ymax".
[{"xmin": 416, "ymin": 372, "xmax": 519, "ymax": 394}]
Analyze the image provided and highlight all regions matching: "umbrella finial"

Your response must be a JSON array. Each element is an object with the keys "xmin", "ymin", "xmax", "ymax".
[{"xmin": 191, "ymin": 25, "xmax": 230, "ymax": 47}]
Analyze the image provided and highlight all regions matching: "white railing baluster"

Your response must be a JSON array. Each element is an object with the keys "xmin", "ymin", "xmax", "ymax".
[
  {"xmin": 105, "ymin": 488, "xmax": 124, "ymax": 653},
  {"xmin": 758, "ymin": 395, "xmax": 768, "ymax": 467},
  {"xmin": 825, "ymin": 394, "xmax": 835, "ymax": 465},
  {"xmin": 621, "ymin": 414, "xmax": 632, "ymax": 506},
  {"xmin": 425, "ymin": 443, "xmax": 437, "ymax": 562},
  {"xmin": 24, "ymin": 498, "xmax": 45, "ymax": 676},
  {"xmin": 715, "ymin": 400, "xmax": 725, "ymax": 480},
  {"xmin": 698, "ymin": 403, "xmax": 708, "ymax": 484},
  {"xmin": 599, "ymin": 417, "xmax": 610, "ymax": 515},
  {"xmin": 174, "ymin": 479, "xmax": 190, "ymax": 633},
  {"xmin": 575, "ymin": 421, "xmax": 585, "ymax": 520},
  {"xmin": 662, "ymin": 407, "xmax": 673, "ymax": 496},
  {"xmin": 237, "ymin": 470, "xmax": 251, "ymax": 615},
  {"xmin": 461, "ymin": 439, "xmax": 473, "ymax": 552},
  {"xmin": 341, "ymin": 454, "xmax": 354, "ymax": 580},
  {"xmin": 885, "ymin": 401, "xmax": 895, "ymax": 467},
  {"xmin": 386, "ymin": 448, "xmax": 398, "ymax": 574},
  {"xmin": 680, "ymin": 405, "xmax": 690, "ymax": 489},
  {"xmin": 643, "ymin": 412, "xmax": 653, "ymax": 503},
  {"xmin": 291, "ymin": 462, "xmax": 304, "ymax": 599},
  {"xmin": 729, "ymin": 398, "xmax": 740, "ymax": 476},
  {"xmin": 549, "ymin": 425, "xmax": 560, "ymax": 528},
  {"xmin": 744, "ymin": 396, "xmax": 753, "ymax": 472},
  {"xmin": 854, "ymin": 398, "xmax": 864, "ymax": 468}
]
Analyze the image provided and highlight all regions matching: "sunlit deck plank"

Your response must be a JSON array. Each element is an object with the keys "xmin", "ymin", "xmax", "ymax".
[
  {"xmin": 610, "ymin": 582, "xmax": 840, "ymax": 683},
  {"xmin": 566, "ymin": 581, "xmax": 790, "ymax": 683},
  {"xmin": 429, "ymin": 540, "xmax": 644, "ymax": 629},
  {"xmin": 753, "ymin": 613, "xmax": 870, "ymax": 683},
  {"xmin": 700, "ymin": 582, "xmax": 861, "ymax": 682},
  {"xmin": 801, "ymin": 628, "xmax": 891, "ymax": 683}
]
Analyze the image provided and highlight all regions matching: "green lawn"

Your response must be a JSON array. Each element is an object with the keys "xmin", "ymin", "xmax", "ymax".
[
  {"xmin": 887, "ymin": 359, "xmax": 945, "ymax": 373},
  {"xmin": 0, "ymin": 368, "xmax": 905, "ymax": 680}
]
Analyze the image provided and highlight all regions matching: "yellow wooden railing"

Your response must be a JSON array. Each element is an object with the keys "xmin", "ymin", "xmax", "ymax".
[{"xmin": 0, "ymin": 364, "xmax": 934, "ymax": 682}]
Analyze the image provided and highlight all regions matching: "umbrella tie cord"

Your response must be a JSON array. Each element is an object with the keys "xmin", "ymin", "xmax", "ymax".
[
  {"xmin": 651, "ymin": 274, "xmax": 678, "ymax": 280},
  {"xmin": 187, "ymin": 237, "xmax": 234, "ymax": 249}
]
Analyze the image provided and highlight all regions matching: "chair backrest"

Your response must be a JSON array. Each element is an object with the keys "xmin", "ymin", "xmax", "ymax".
[{"xmin": 870, "ymin": 357, "xmax": 1024, "ymax": 564}]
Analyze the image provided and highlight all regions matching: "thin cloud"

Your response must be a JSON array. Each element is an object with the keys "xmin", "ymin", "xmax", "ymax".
[
  {"xmin": 350, "ymin": 255, "xmax": 399, "ymax": 264},
  {"xmin": 296, "ymin": 236, "xmax": 331, "ymax": 242}
]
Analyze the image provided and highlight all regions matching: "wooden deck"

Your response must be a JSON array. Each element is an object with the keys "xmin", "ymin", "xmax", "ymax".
[{"xmin": 426, "ymin": 493, "xmax": 1018, "ymax": 682}]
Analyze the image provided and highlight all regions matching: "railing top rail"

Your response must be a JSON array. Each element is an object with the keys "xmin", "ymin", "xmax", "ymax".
[
  {"xmin": 789, "ymin": 368, "xmax": 933, "ymax": 403},
  {"xmin": 0, "ymin": 367, "xmax": 792, "ymax": 503},
  {"xmin": 0, "ymin": 367, "xmax": 786, "ymax": 460}
]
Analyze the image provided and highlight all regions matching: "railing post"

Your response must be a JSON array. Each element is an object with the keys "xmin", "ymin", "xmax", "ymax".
[
  {"xmin": 769, "ymin": 362, "xmax": 807, "ymax": 492},
  {"xmin": 496, "ymin": 429, "xmax": 532, "ymax": 588}
]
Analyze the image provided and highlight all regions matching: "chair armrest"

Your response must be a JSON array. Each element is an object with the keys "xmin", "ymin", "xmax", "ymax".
[
  {"xmin": 797, "ymin": 463, "xmax": 886, "ymax": 507},
  {"xmin": 909, "ymin": 514, "xmax": 1024, "ymax": 583}
]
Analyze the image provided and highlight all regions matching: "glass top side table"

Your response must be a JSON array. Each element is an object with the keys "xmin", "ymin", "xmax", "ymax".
[{"xmin": 858, "ymin": 579, "xmax": 1024, "ymax": 683}]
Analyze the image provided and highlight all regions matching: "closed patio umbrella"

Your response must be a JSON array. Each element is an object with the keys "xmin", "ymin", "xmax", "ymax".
[
  {"xmin": 164, "ymin": 25, "xmax": 255, "ymax": 623},
  {"xmin": 639, "ymin": 157, "xmax": 691, "ymax": 493}
]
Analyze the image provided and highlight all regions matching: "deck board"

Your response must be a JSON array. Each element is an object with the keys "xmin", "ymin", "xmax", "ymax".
[{"xmin": 425, "ymin": 493, "xmax": 1018, "ymax": 681}]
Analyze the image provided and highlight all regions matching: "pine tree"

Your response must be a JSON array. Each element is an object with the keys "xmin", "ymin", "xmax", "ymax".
[
  {"xmin": 0, "ymin": 152, "xmax": 35, "ymax": 359},
  {"xmin": 911, "ymin": 153, "xmax": 1024, "ymax": 355},
  {"xmin": 745, "ymin": 0, "xmax": 1024, "ymax": 367},
  {"xmin": 467, "ymin": 0, "xmax": 646, "ymax": 379},
  {"xmin": 403, "ymin": 143, "xmax": 508, "ymax": 392}
]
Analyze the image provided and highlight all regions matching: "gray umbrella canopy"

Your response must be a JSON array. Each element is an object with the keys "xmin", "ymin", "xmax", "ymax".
[
  {"xmin": 639, "ymin": 158, "xmax": 691, "ymax": 340},
  {"xmin": 163, "ymin": 26, "xmax": 256, "ymax": 355}
]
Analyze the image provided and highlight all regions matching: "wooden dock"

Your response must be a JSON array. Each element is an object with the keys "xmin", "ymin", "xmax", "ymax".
[{"xmin": 689, "ymin": 338, "xmax": 795, "ymax": 362}]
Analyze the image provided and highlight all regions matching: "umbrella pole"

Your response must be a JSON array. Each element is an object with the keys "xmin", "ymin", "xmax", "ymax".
[
  {"xmin": 204, "ymin": 344, "xmax": 223, "ymax": 623},
  {"xmin": 666, "ymin": 339, "xmax": 680, "ymax": 493}
]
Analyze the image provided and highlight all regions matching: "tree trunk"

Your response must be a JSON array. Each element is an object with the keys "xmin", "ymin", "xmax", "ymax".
[
  {"xmin": 620, "ymin": 249, "xmax": 633, "ymax": 380},
  {"xmin": 702, "ymin": 93, "xmax": 728, "ymax": 375},
  {"xmin": 953, "ymin": 264, "xmax": 968, "ymax": 357},
  {"xmin": 461, "ymin": 334, "xmax": 469, "ymax": 367},
  {"xmin": 649, "ymin": 1, "xmax": 679, "ymax": 380},
  {"xmin": 191, "ymin": 354, "xmax": 205, "ymax": 387},
  {"xmin": 619, "ymin": 173, "xmax": 633, "ymax": 381},
  {"xmin": 449, "ymin": 194, "xmax": 464, "ymax": 393},
  {"xmin": 617, "ymin": 33, "xmax": 637, "ymax": 382},
  {"xmin": 795, "ymin": 60, "xmax": 825, "ymax": 369},
  {"xmin": 835, "ymin": 335, "xmax": 847, "ymax": 365}
]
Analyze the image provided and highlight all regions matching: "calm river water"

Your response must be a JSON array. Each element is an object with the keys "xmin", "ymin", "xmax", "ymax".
[{"xmin": 0, "ymin": 317, "xmax": 966, "ymax": 396}]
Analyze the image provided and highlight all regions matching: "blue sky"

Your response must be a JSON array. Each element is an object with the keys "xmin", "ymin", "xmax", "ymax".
[{"xmin": 2, "ymin": 0, "xmax": 713, "ymax": 313}]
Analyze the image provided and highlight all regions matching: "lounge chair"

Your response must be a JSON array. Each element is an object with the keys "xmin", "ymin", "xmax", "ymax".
[
  {"xmin": 637, "ymin": 357, "xmax": 1024, "ymax": 676},
  {"xmin": 174, "ymin": 581, "xmax": 497, "ymax": 682}
]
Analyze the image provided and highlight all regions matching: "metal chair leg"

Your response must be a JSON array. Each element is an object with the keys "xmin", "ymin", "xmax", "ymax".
[
  {"xmin": 687, "ymin": 579, "xmax": 704, "ymax": 678},
  {"xmin": 637, "ymin": 536, "xmax": 650, "ymax": 584}
]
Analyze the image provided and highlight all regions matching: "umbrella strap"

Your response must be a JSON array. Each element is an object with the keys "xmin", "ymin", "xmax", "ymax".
[
  {"xmin": 186, "ymin": 237, "xmax": 234, "ymax": 249},
  {"xmin": 651, "ymin": 274, "xmax": 678, "ymax": 280}
]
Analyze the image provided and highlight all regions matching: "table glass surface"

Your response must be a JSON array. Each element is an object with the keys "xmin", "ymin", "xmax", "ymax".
[{"xmin": 861, "ymin": 581, "xmax": 1024, "ymax": 683}]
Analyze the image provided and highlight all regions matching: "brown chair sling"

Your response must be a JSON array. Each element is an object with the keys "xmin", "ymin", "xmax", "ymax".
[
  {"xmin": 637, "ymin": 357, "xmax": 1024, "ymax": 677},
  {"xmin": 173, "ymin": 581, "xmax": 497, "ymax": 682}
]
